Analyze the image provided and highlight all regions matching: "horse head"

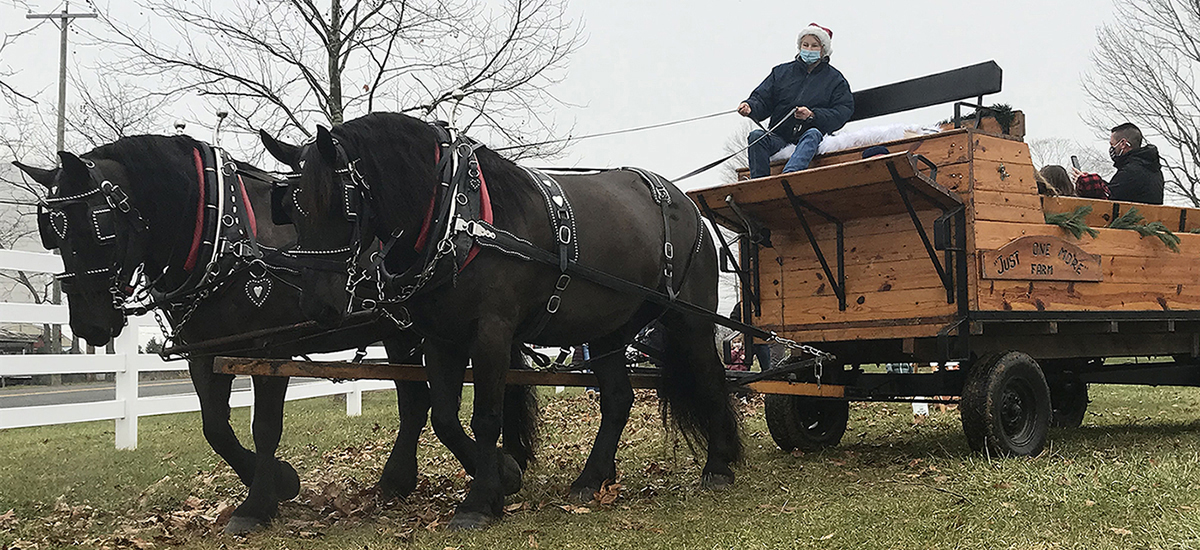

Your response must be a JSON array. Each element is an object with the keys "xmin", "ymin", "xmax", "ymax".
[
  {"xmin": 12, "ymin": 152, "xmax": 137, "ymax": 346},
  {"xmin": 262, "ymin": 126, "xmax": 360, "ymax": 326}
]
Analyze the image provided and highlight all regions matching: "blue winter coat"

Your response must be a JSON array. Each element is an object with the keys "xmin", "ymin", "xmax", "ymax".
[{"xmin": 744, "ymin": 59, "xmax": 854, "ymax": 144}]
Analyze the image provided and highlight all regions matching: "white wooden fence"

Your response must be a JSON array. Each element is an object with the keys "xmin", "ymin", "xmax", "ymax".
[{"xmin": 0, "ymin": 249, "xmax": 396, "ymax": 449}]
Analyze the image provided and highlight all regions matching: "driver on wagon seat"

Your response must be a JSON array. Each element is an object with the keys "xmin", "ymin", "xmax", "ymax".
[{"xmin": 738, "ymin": 23, "xmax": 854, "ymax": 179}]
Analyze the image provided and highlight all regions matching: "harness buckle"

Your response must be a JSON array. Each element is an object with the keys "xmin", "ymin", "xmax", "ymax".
[
  {"xmin": 664, "ymin": 242, "xmax": 674, "ymax": 260},
  {"xmin": 555, "ymin": 274, "xmax": 571, "ymax": 291},
  {"xmin": 546, "ymin": 295, "xmax": 561, "ymax": 314},
  {"xmin": 558, "ymin": 225, "xmax": 572, "ymax": 245}
]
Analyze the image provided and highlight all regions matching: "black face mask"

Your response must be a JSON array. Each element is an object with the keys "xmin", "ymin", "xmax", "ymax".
[{"xmin": 1110, "ymin": 140, "xmax": 1129, "ymax": 161}]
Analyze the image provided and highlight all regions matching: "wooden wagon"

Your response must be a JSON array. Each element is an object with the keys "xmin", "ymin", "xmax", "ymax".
[{"xmin": 687, "ymin": 67, "xmax": 1200, "ymax": 455}]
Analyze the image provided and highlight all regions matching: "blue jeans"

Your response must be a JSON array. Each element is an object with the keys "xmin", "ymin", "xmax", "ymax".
[
  {"xmin": 748, "ymin": 127, "xmax": 823, "ymax": 178},
  {"xmin": 753, "ymin": 343, "xmax": 772, "ymax": 370}
]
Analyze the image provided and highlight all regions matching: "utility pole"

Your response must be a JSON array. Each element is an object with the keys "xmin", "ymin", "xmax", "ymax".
[{"xmin": 27, "ymin": 2, "xmax": 96, "ymax": 356}]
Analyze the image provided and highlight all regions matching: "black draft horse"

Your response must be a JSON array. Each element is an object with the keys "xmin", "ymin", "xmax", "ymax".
[
  {"xmin": 262, "ymin": 112, "xmax": 742, "ymax": 529},
  {"xmin": 11, "ymin": 135, "xmax": 530, "ymax": 534}
]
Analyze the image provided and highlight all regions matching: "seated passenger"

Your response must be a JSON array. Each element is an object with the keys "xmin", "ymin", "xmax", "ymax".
[
  {"xmin": 738, "ymin": 23, "xmax": 854, "ymax": 179},
  {"xmin": 1039, "ymin": 165, "xmax": 1075, "ymax": 196},
  {"xmin": 1071, "ymin": 123, "xmax": 1164, "ymax": 204},
  {"xmin": 1034, "ymin": 170, "xmax": 1057, "ymax": 196}
]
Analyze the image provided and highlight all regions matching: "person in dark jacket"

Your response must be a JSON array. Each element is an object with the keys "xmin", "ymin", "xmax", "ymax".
[
  {"xmin": 738, "ymin": 23, "xmax": 854, "ymax": 179},
  {"xmin": 1072, "ymin": 123, "xmax": 1165, "ymax": 204}
]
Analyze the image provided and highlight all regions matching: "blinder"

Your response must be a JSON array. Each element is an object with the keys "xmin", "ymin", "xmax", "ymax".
[
  {"xmin": 37, "ymin": 206, "xmax": 67, "ymax": 250},
  {"xmin": 270, "ymin": 180, "xmax": 292, "ymax": 225}
]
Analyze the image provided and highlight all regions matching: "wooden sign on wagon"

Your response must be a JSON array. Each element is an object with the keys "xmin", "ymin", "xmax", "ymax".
[{"xmin": 980, "ymin": 235, "xmax": 1102, "ymax": 282}]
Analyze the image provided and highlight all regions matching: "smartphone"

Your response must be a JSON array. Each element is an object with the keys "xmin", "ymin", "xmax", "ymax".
[{"xmin": 1070, "ymin": 155, "xmax": 1081, "ymax": 170}]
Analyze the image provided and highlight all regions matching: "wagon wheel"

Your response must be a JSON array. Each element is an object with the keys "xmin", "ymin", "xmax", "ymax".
[
  {"xmin": 960, "ymin": 351, "xmax": 1051, "ymax": 457},
  {"xmin": 1047, "ymin": 376, "xmax": 1089, "ymax": 429},
  {"xmin": 764, "ymin": 394, "xmax": 848, "ymax": 452}
]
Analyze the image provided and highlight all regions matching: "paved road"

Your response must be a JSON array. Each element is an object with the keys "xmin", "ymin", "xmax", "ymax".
[{"xmin": 0, "ymin": 377, "xmax": 324, "ymax": 409}]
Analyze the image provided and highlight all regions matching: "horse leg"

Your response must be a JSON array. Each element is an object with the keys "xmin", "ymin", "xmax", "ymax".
[
  {"xmin": 567, "ymin": 339, "xmax": 633, "ymax": 503},
  {"xmin": 661, "ymin": 311, "xmax": 742, "ymax": 489},
  {"xmin": 502, "ymin": 347, "xmax": 540, "ymax": 471},
  {"xmin": 378, "ymin": 379, "xmax": 429, "ymax": 498},
  {"xmin": 188, "ymin": 357, "xmax": 256, "ymax": 486},
  {"xmin": 377, "ymin": 334, "xmax": 430, "ymax": 498},
  {"xmin": 225, "ymin": 374, "xmax": 291, "ymax": 535},
  {"xmin": 447, "ymin": 322, "xmax": 516, "ymax": 530}
]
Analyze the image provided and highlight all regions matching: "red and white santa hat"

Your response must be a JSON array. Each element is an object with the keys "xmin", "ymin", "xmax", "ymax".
[{"xmin": 797, "ymin": 23, "xmax": 834, "ymax": 57}]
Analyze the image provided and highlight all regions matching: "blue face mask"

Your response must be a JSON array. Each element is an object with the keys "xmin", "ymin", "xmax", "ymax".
[{"xmin": 798, "ymin": 49, "xmax": 822, "ymax": 64}]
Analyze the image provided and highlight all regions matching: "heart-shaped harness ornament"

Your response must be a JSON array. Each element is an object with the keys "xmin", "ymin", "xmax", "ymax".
[
  {"xmin": 245, "ymin": 277, "xmax": 272, "ymax": 308},
  {"xmin": 50, "ymin": 211, "xmax": 68, "ymax": 239}
]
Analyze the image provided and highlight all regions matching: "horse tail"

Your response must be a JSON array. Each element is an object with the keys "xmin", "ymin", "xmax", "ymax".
[
  {"xmin": 503, "ymin": 352, "xmax": 540, "ymax": 469},
  {"xmin": 657, "ymin": 313, "xmax": 744, "ymax": 463}
]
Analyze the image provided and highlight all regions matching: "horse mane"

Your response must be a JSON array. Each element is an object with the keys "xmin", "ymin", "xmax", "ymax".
[
  {"xmin": 85, "ymin": 135, "xmax": 200, "ymax": 217},
  {"xmin": 319, "ymin": 113, "xmax": 532, "ymax": 229}
]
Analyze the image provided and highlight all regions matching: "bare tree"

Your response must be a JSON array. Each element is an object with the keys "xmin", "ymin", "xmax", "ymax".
[
  {"xmin": 64, "ymin": 75, "xmax": 171, "ymax": 148},
  {"xmin": 1027, "ymin": 137, "xmax": 1113, "ymax": 177},
  {"xmin": 0, "ymin": 0, "xmax": 40, "ymax": 105},
  {"xmin": 1083, "ymin": 0, "xmax": 1200, "ymax": 206},
  {"xmin": 93, "ymin": 0, "xmax": 582, "ymax": 157}
]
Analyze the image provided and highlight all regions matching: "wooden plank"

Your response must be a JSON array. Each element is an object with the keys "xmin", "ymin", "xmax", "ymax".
[
  {"xmin": 757, "ymin": 286, "xmax": 956, "ymax": 326},
  {"xmin": 735, "ymin": 130, "xmax": 972, "ymax": 180},
  {"xmin": 974, "ymin": 220, "xmax": 1200, "ymax": 258},
  {"xmin": 971, "ymin": 159, "xmax": 1038, "ymax": 194},
  {"xmin": 214, "ymin": 357, "xmax": 667, "ymax": 388},
  {"xmin": 1042, "ymin": 196, "xmax": 1118, "ymax": 227},
  {"xmin": 976, "ymin": 280, "xmax": 1200, "ymax": 312},
  {"xmin": 761, "ymin": 316, "xmax": 954, "ymax": 343},
  {"xmin": 768, "ymin": 258, "xmax": 950, "ymax": 301},
  {"xmin": 1045, "ymin": 196, "xmax": 1200, "ymax": 233},
  {"xmin": 690, "ymin": 152, "xmax": 920, "ymax": 210},
  {"xmin": 214, "ymin": 357, "xmax": 846, "ymax": 398},
  {"xmin": 745, "ymin": 380, "xmax": 845, "ymax": 397},
  {"xmin": 971, "ymin": 133, "xmax": 1033, "ymax": 164},
  {"xmin": 972, "ymin": 189, "xmax": 1044, "ymax": 224}
]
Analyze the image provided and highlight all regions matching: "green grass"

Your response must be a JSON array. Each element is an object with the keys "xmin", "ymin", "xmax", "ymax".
[{"xmin": 4, "ymin": 385, "xmax": 1200, "ymax": 549}]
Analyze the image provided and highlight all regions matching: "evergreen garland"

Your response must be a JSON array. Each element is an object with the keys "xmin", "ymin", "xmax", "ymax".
[
  {"xmin": 1105, "ymin": 207, "xmax": 1181, "ymax": 252},
  {"xmin": 1045, "ymin": 206, "xmax": 1099, "ymax": 239}
]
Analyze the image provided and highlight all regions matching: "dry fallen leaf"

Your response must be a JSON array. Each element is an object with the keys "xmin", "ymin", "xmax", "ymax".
[
  {"xmin": 1085, "ymin": 500, "xmax": 1096, "ymax": 507},
  {"xmin": 818, "ymin": 533, "xmax": 835, "ymax": 541},
  {"xmin": 1109, "ymin": 527, "xmax": 1132, "ymax": 536},
  {"xmin": 528, "ymin": 534, "xmax": 539, "ymax": 548}
]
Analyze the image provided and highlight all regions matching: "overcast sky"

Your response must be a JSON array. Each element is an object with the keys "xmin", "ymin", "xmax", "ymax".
[{"xmin": 2, "ymin": 0, "xmax": 1117, "ymax": 192}]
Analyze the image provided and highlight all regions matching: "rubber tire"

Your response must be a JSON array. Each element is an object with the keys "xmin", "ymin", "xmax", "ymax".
[
  {"xmin": 765, "ymin": 394, "xmax": 848, "ymax": 452},
  {"xmin": 1048, "ymin": 377, "xmax": 1088, "ymax": 429},
  {"xmin": 960, "ymin": 351, "xmax": 1051, "ymax": 457}
]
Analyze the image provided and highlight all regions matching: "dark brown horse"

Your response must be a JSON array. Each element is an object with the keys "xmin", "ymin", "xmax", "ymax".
[
  {"xmin": 262, "ymin": 112, "xmax": 741, "ymax": 529},
  {"xmin": 11, "ymin": 135, "xmax": 532, "ymax": 534}
]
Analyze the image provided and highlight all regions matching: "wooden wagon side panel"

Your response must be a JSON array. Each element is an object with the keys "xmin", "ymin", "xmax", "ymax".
[
  {"xmin": 972, "ymin": 218, "xmax": 1200, "ymax": 312},
  {"xmin": 755, "ymin": 207, "xmax": 958, "ymax": 341}
]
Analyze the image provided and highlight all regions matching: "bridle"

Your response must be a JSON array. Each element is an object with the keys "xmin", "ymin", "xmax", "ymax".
[{"xmin": 38, "ymin": 158, "xmax": 149, "ymax": 308}]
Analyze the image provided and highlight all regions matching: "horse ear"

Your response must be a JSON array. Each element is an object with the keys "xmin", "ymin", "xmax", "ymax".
[
  {"xmin": 315, "ymin": 126, "xmax": 337, "ymax": 165},
  {"xmin": 259, "ymin": 129, "xmax": 301, "ymax": 168},
  {"xmin": 57, "ymin": 151, "xmax": 90, "ymax": 182},
  {"xmin": 11, "ymin": 160, "xmax": 59, "ymax": 189}
]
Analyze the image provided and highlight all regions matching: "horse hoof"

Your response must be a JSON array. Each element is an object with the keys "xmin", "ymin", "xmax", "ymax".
[
  {"xmin": 500, "ymin": 453, "xmax": 523, "ymax": 495},
  {"xmin": 377, "ymin": 474, "xmax": 417, "ymax": 499},
  {"xmin": 447, "ymin": 511, "xmax": 496, "ymax": 531},
  {"xmin": 224, "ymin": 515, "xmax": 269, "ymax": 535},
  {"xmin": 277, "ymin": 460, "xmax": 301, "ymax": 501},
  {"xmin": 566, "ymin": 485, "xmax": 597, "ymax": 504},
  {"xmin": 700, "ymin": 472, "xmax": 734, "ymax": 491}
]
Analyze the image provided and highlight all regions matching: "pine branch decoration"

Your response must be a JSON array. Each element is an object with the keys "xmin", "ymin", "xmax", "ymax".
[
  {"xmin": 1134, "ymin": 221, "xmax": 1181, "ymax": 252},
  {"xmin": 1105, "ymin": 207, "xmax": 1181, "ymax": 252},
  {"xmin": 1106, "ymin": 207, "xmax": 1145, "ymax": 229},
  {"xmin": 1045, "ymin": 206, "xmax": 1099, "ymax": 239}
]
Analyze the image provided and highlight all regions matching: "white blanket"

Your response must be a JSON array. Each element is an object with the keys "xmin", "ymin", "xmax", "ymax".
[{"xmin": 768, "ymin": 123, "xmax": 941, "ymax": 162}]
